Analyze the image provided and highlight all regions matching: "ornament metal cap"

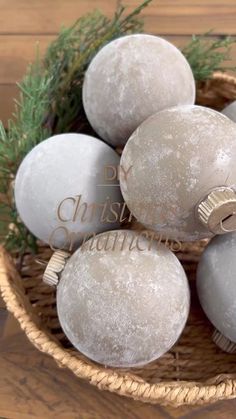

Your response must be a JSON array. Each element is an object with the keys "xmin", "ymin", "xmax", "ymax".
[
  {"xmin": 43, "ymin": 250, "xmax": 70, "ymax": 287},
  {"xmin": 212, "ymin": 329, "xmax": 236, "ymax": 353},
  {"xmin": 197, "ymin": 187, "xmax": 236, "ymax": 234}
]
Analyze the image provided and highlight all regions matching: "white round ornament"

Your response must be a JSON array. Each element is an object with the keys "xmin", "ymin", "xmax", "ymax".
[
  {"xmin": 83, "ymin": 34, "xmax": 195, "ymax": 146},
  {"xmin": 15, "ymin": 133, "xmax": 123, "ymax": 249},
  {"xmin": 120, "ymin": 105, "xmax": 236, "ymax": 241},
  {"xmin": 197, "ymin": 232, "xmax": 236, "ymax": 353},
  {"xmin": 222, "ymin": 100, "xmax": 236, "ymax": 123},
  {"xmin": 51, "ymin": 229, "xmax": 190, "ymax": 368}
]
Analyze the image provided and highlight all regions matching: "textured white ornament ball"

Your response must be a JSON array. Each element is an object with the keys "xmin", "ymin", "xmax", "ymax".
[
  {"xmin": 57, "ymin": 229, "xmax": 190, "ymax": 367},
  {"xmin": 222, "ymin": 100, "xmax": 236, "ymax": 123},
  {"xmin": 15, "ymin": 134, "xmax": 123, "ymax": 249},
  {"xmin": 120, "ymin": 105, "xmax": 236, "ymax": 241},
  {"xmin": 197, "ymin": 232, "xmax": 236, "ymax": 343},
  {"xmin": 83, "ymin": 34, "xmax": 196, "ymax": 146}
]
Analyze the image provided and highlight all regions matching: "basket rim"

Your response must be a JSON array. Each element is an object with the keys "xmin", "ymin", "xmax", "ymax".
[
  {"xmin": 208, "ymin": 71, "xmax": 236, "ymax": 86},
  {"xmin": 1, "ymin": 240, "xmax": 236, "ymax": 407},
  {"xmin": 1, "ymin": 71, "xmax": 236, "ymax": 407}
]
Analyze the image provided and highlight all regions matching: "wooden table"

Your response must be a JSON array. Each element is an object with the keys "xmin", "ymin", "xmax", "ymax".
[
  {"xmin": 1, "ymin": 0, "xmax": 236, "ymax": 126},
  {"xmin": 1, "ymin": 1, "xmax": 236, "ymax": 417},
  {"xmin": 1, "ymin": 306, "xmax": 236, "ymax": 418}
]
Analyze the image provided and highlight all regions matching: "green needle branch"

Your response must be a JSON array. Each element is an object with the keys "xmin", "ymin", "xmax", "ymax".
[{"xmin": 0, "ymin": 0, "xmax": 235, "ymax": 253}]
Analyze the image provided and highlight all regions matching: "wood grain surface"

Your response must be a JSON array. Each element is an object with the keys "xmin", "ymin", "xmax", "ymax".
[
  {"xmin": 1, "ymin": 0, "xmax": 236, "ymax": 126},
  {"xmin": 1, "ymin": 1, "xmax": 236, "ymax": 417},
  {"xmin": 1, "ymin": 307, "xmax": 236, "ymax": 418}
]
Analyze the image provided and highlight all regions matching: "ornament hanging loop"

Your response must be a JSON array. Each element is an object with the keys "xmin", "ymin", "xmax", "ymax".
[
  {"xmin": 35, "ymin": 258, "xmax": 48, "ymax": 267},
  {"xmin": 220, "ymin": 214, "xmax": 236, "ymax": 233},
  {"xmin": 197, "ymin": 187, "xmax": 236, "ymax": 235},
  {"xmin": 43, "ymin": 249, "xmax": 70, "ymax": 287}
]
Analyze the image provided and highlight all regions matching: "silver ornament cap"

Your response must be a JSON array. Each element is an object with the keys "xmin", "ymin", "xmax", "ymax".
[
  {"xmin": 212, "ymin": 329, "xmax": 236, "ymax": 353},
  {"xmin": 197, "ymin": 187, "xmax": 236, "ymax": 234},
  {"xmin": 43, "ymin": 250, "xmax": 70, "ymax": 287}
]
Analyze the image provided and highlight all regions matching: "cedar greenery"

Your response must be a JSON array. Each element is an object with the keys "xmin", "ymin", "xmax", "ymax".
[
  {"xmin": 0, "ymin": 0, "xmax": 235, "ymax": 253},
  {"xmin": 182, "ymin": 33, "xmax": 236, "ymax": 81},
  {"xmin": 0, "ymin": 0, "xmax": 152, "ymax": 253}
]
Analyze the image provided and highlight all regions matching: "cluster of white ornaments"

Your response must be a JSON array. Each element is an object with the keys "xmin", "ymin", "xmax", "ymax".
[{"xmin": 15, "ymin": 32, "xmax": 236, "ymax": 368}]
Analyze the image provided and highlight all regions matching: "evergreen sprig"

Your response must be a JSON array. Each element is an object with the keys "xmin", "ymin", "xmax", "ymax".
[
  {"xmin": 0, "ymin": 56, "xmax": 52, "ymax": 252},
  {"xmin": 1, "ymin": 0, "xmax": 236, "ymax": 253},
  {"xmin": 43, "ymin": 1, "xmax": 151, "ymax": 134},
  {"xmin": 182, "ymin": 33, "xmax": 236, "ymax": 81},
  {"xmin": 0, "ymin": 0, "xmax": 151, "ymax": 253}
]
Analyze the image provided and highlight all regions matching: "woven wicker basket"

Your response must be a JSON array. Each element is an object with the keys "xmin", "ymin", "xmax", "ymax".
[{"xmin": 1, "ymin": 72, "xmax": 236, "ymax": 407}]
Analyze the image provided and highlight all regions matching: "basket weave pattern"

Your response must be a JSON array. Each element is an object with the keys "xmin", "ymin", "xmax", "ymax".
[{"xmin": 1, "ymin": 72, "xmax": 236, "ymax": 407}]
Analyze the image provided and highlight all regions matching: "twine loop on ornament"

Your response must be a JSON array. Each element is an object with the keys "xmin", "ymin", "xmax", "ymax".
[
  {"xmin": 35, "ymin": 258, "xmax": 48, "ymax": 267},
  {"xmin": 220, "ymin": 211, "xmax": 236, "ymax": 233}
]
